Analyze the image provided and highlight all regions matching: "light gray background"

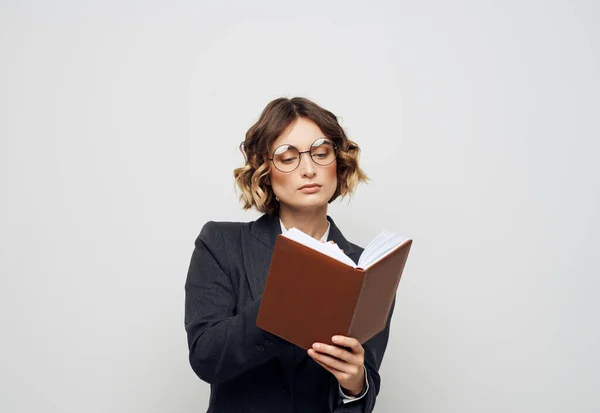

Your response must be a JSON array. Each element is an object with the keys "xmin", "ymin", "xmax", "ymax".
[{"xmin": 1, "ymin": 1, "xmax": 599, "ymax": 412}]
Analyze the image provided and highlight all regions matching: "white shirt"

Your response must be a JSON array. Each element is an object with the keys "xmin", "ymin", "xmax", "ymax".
[{"xmin": 279, "ymin": 219, "xmax": 369, "ymax": 404}]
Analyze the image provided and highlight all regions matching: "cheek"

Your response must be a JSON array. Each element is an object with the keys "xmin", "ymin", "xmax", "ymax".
[
  {"xmin": 269, "ymin": 169, "xmax": 290, "ymax": 191},
  {"xmin": 327, "ymin": 164, "xmax": 338, "ymax": 185}
]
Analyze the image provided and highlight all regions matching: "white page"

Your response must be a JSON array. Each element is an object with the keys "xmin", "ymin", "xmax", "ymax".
[
  {"xmin": 282, "ymin": 227, "xmax": 357, "ymax": 267},
  {"xmin": 358, "ymin": 231, "xmax": 410, "ymax": 269},
  {"xmin": 281, "ymin": 227, "xmax": 409, "ymax": 269},
  {"xmin": 357, "ymin": 230, "xmax": 391, "ymax": 267}
]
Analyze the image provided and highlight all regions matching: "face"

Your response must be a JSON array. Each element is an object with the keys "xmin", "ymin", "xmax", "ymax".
[{"xmin": 267, "ymin": 117, "xmax": 338, "ymax": 212}]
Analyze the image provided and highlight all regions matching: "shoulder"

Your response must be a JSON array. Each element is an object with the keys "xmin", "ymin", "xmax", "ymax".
[
  {"xmin": 198, "ymin": 220, "xmax": 251, "ymax": 237},
  {"xmin": 195, "ymin": 219, "xmax": 254, "ymax": 249}
]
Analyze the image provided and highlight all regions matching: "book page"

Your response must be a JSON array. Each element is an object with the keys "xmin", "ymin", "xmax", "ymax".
[
  {"xmin": 281, "ymin": 227, "xmax": 410, "ymax": 269},
  {"xmin": 358, "ymin": 230, "xmax": 410, "ymax": 269},
  {"xmin": 281, "ymin": 228, "xmax": 357, "ymax": 267}
]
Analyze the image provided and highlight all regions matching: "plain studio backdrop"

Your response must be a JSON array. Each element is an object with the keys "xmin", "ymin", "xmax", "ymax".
[{"xmin": 1, "ymin": 1, "xmax": 599, "ymax": 412}]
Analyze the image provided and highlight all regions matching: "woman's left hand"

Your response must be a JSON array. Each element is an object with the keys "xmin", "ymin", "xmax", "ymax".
[{"xmin": 307, "ymin": 335, "xmax": 366, "ymax": 396}]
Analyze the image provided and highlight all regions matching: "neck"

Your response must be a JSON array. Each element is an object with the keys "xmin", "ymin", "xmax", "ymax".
[{"xmin": 278, "ymin": 204, "xmax": 329, "ymax": 240}]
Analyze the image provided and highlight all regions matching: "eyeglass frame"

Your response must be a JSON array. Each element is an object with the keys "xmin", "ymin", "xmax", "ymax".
[{"xmin": 267, "ymin": 138, "xmax": 338, "ymax": 173}]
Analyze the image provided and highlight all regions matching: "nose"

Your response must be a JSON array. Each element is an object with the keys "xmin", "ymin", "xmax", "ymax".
[{"xmin": 298, "ymin": 152, "xmax": 316, "ymax": 178}]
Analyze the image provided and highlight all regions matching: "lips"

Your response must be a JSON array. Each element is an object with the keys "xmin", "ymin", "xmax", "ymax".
[{"xmin": 299, "ymin": 184, "xmax": 321, "ymax": 190}]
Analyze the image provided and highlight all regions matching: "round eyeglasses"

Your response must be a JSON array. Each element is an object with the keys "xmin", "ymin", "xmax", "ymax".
[{"xmin": 268, "ymin": 138, "xmax": 337, "ymax": 173}]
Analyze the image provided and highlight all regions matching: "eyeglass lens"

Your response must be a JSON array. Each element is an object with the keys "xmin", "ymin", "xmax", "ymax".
[{"xmin": 272, "ymin": 138, "xmax": 336, "ymax": 172}]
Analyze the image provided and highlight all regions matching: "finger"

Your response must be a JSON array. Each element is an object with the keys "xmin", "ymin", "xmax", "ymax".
[
  {"xmin": 308, "ymin": 351, "xmax": 344, "ymax": 375},
  {"xmin": 312, "ymin": 343, "xmax": 357, "ymax": 364},
  {"xmin": 332, "ymin": 336, "xmax": 364, "ymax": 354},
  {"xmin": 308, "ymin": 348, "xmax": 356, "ymax": 374},
  {"xmin": 311, "ymin": 357, "xmax": 352, "ymax": 383}
]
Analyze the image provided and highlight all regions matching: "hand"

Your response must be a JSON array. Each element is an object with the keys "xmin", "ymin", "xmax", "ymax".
[{"xmin": 307, "ymin": 335, "xmax": 366, "ymax": 396}]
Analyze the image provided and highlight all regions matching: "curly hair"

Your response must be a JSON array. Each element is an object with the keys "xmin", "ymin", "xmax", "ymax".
[{"xmin": 233, "ymin": 97, "xmax": 368, "ymax": 215}]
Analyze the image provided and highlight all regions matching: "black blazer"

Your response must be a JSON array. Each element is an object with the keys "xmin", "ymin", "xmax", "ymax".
[{"xmin": 184, "ymin": 212, "xmax": 395, "ymax": 413}]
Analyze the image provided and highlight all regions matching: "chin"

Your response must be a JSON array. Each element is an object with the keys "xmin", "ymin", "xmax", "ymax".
[
  {"xmin": 291, "ymin": 194, "xmax": 331, "ymax": 210},
  {"xmin": 278, "ymin": 187, "xmax": 336, "ymax": 211}
]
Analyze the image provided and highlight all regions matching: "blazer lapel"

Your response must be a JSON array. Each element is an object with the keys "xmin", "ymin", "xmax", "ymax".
[
  {"xmin": 325, "ymin": 215, "xmax": 358, "ymax": 263},
  {"xmin": 242, "ymin": 213, "xmax": 281, "ymax": 301},
  {"xmin": 241, "ymin": 213, "xmax": 297, "ymax": 388}
]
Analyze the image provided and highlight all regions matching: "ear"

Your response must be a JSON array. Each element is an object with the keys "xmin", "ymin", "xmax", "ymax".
[{"xmin": 265, "ymin": 175, "xmax": 271, "ymax": 185}]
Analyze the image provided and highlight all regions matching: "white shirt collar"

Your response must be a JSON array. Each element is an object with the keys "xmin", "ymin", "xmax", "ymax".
[{"xmin": 279, "ymin": 218, "xmax": 330, "ymax": 243}]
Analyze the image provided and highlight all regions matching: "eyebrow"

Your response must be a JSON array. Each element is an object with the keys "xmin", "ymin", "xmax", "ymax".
[{"xmin": 273, "ymin": 137, "xmax": 331, "ymax": 150}]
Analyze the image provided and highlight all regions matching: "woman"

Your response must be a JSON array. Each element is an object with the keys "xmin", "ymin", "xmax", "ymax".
[{"xmin": 184, "ymin": 97, "xmax": 395, "ymax": 412}]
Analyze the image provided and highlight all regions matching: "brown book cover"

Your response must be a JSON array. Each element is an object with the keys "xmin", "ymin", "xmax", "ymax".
[{"xmin": 256, "ymin": 234, "xmax": 412, "ymax": 350}]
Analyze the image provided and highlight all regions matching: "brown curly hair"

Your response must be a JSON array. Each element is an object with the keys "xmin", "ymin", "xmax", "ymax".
[{"xmin": 233, "ymin": 97, "xmax": 368, "ymax": 215}]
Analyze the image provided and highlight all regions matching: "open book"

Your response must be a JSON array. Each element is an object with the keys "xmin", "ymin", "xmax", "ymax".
[
  {"xmin": 256, "ymin": 226, "xmax": 413, "ymax": 350},
  {"xmin": 282, "ymin": 227, "xmax": 411, "ymax": 269}
]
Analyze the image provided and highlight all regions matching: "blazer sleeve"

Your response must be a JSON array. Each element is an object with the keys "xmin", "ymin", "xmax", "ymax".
[
  {"xmin": 184, "ymin": 221, "xmax": 290, "ymax": 384},
  {"xmin": 328, "ymin": 298, "xmax": 396, "ymax": 413}
]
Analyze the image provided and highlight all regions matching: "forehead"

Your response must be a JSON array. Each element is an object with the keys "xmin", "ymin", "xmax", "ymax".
[{"xmin": 271, "ymin": 118, "xmax": 326, "ymax": 151}]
